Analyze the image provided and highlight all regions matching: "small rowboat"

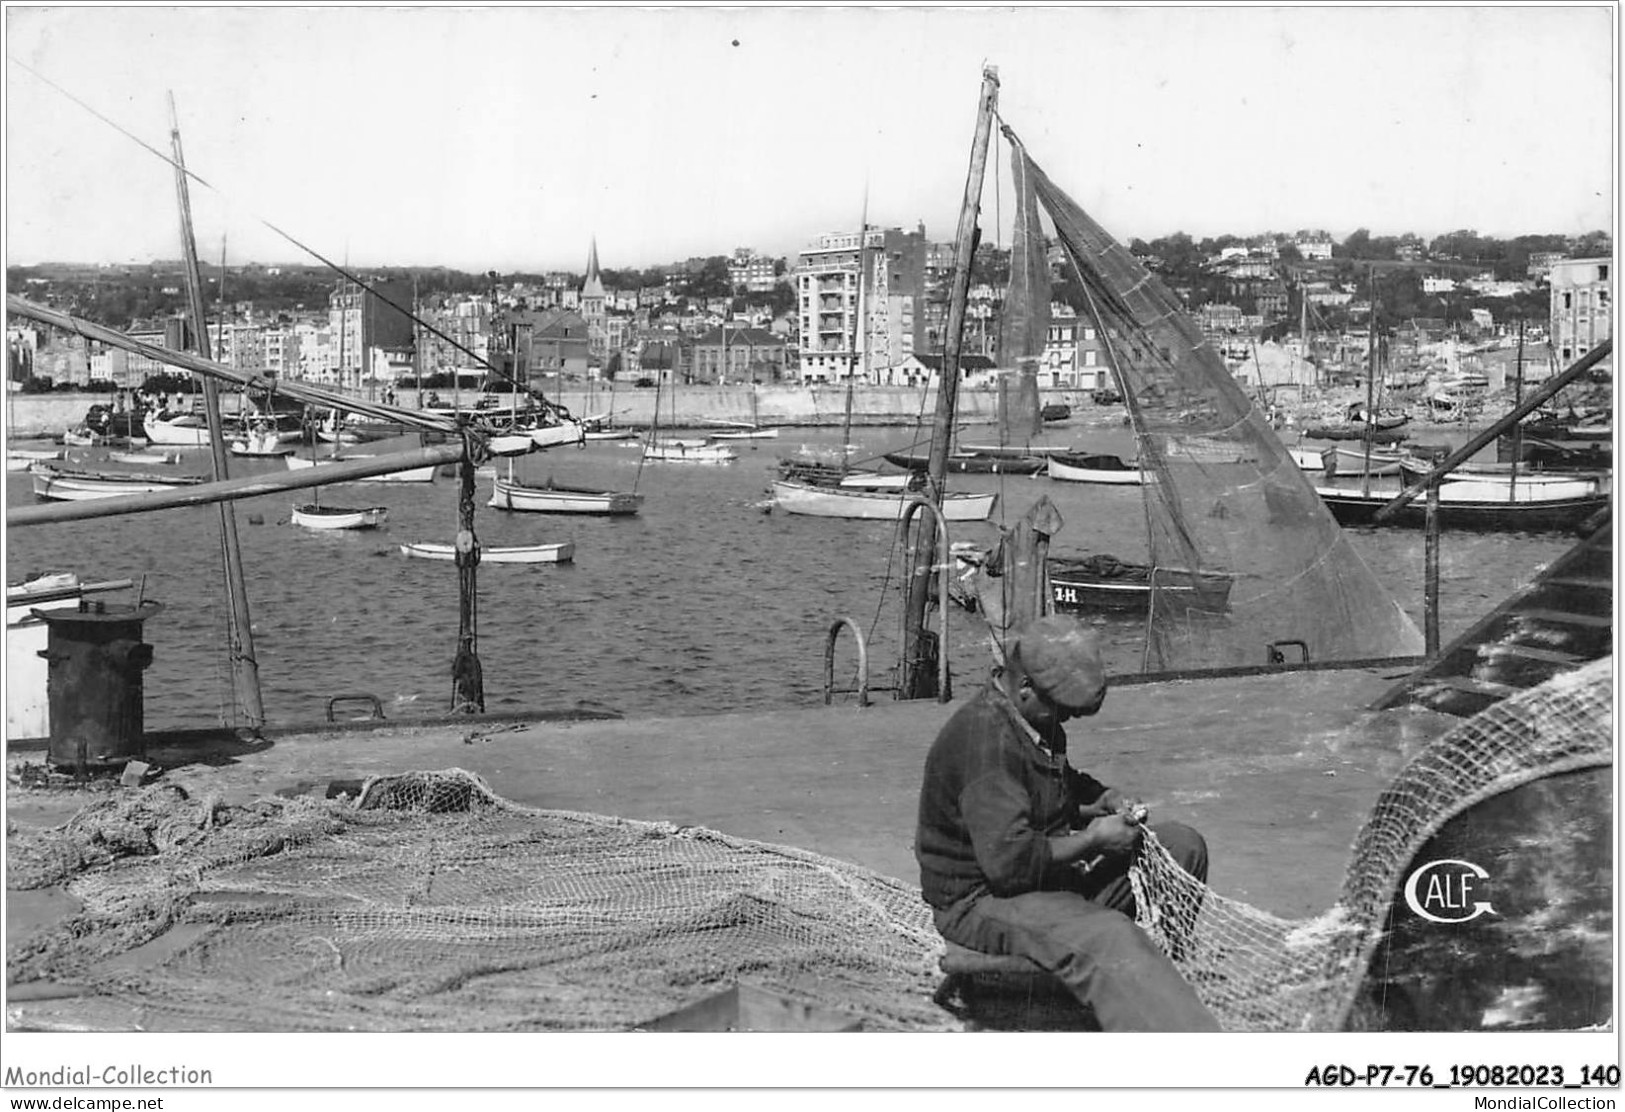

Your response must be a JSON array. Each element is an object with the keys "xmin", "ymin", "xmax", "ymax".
[
  {"xmin": 1046, "ymin": 452, "xmax": 1145, "ymax": 485},
  {"xmin": 399, "ymin": 540, "xmax": 575, "ymax": 564},
  {"xmin": 291, "ymin": 504, "xmax": 388, "ymax": 530},
  {"xmin": 644, "ymin": 441, "xmax": 738, "ymax": 463},
  {"xmin": 489, "ymin": 475, "xmax": 643, "ymax": 515}
]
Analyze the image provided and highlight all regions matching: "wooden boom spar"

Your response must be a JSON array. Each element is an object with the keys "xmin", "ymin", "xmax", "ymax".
[{"xmin": 10, "ymin": 444, "xmax": 467, "ymax": 528}]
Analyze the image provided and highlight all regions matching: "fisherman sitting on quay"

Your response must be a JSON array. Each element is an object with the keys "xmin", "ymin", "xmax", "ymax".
[{"xmin": 915, "ymin": 615, "xmax": 1220, "ymax": 1031}]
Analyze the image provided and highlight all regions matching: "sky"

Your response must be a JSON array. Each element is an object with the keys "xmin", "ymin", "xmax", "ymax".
[{"xmin": 3, "ymin": 5, "xmax": 1616, "ymax": 273}]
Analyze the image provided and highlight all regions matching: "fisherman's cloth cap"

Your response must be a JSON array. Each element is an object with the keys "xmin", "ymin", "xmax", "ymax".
[{"xmin": 1010, "ymin": 615, "xmax": 1107, "ymax": 712}]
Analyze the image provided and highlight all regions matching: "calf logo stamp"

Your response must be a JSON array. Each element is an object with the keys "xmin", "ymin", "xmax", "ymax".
[{"xmin": 1402, "ymin": 858, "xmax": 1495, "ymax": 924}]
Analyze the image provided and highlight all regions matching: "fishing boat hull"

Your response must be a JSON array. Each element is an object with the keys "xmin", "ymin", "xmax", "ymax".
[
  {"xmin": 291, "ymin": 504, "xmax": 388, "ymax": 530},
  {"xmin": 529, "ymin": 421, "xmax": 587, "ymax": 451},
  {"xmin": 489, "ymin": 476, "xmax": 643, "ymax": 515},
  {"xmin": 1046, "ymin": 453, "xmax": 1145, "ymax": 485},
  {"xmin": 1049, "ymin": 556, "xmax": 1236, "ymax": 614},
  {"xmin": 400, "ymin": 541, "xmax": 575, "ymax": 564},
  {"xmin": 143, "ymin": 412, "xmax": 212, "ymax": 447},
  {"xmin": 30, "ymin": 471, "xmax": 192, "ymax": 501},
  {"xmin": 883, "ymin": 450, "xmax": 1046, "ymax": 475},
  {"xmin": 286, "ymin": 455, "xmax": 437, "ymax": 483},
  {"xmin": 770, "ymin": 480, "xmax": 996, "ymax": 522},
  {"xmin": 229, "ymin": 432, "xmax": 294, "ymax": 458},
  {"xmin": 7, "ymin": 449, "xmax": 61, "ymax": 471},
  {"xmin": 487, "ymin": 433, "xmax": 538, "ymax": 457},
  {"xmin": 1315, "ymin": 484, "xmax": 1612, "ymax": 532},
  {"xmin": 644, "ymin": 442, "xmax": 738, "ymax": 463},
  {"xmin": 1397, "ymin": 457, "xmax": 1612, "ymax": 487},
  {"xmin": 1324, "ymin": 446, "xmax": 1407, "ymax": 477},
  {"xmin": 711, "ymin": 427, "xmax": 781, "ymax": 440},
  {"xmin": 1303, "ymin": 425, "xmax": 1410, "ymax": 444}
]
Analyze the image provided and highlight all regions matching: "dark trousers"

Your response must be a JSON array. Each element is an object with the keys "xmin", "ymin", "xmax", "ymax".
[{"xmin": 932, "ymin": 821, "xmax": 1220, "ymax": 1032}]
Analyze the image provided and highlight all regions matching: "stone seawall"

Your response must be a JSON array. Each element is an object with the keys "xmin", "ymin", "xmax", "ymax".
[{"xmin": 5, "ymin": 385, "xmax": 1103, "ymax": 437}]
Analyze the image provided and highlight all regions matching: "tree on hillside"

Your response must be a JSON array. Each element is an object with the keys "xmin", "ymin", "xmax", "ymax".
[
  {"xmin": 1572, "ymin": 230, "xmax": 1612, "ymax": 257},
  {"xmin": 1147, "ymin": 232, "xmax": 1200, "ymax": 275},
  {"xmin": 1336, "ymin": 228, "xmax": 1372, "ymax": 259},
  {"xmin": 683, "ymin": 256, "xmax": 732, "ymax": 299}
]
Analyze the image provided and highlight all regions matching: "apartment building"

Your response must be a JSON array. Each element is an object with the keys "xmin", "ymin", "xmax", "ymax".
[
  {"xmin": 728, "ymin": 249, "xmax": 780, "ymax": 293},
  {"xmin": 325, "ymin": 280, "xmax": 413, "ymax": 388},
  {"xmin": 1549, "ymin": 257, "xmax": 1612, "ymax": 365},
  {"xmin": 1039, "ymin": 308, "xmax": 1110, "ymax": 390},
  {"xmin": 794, "ymin": 224, "xmax": 929, "ymax": 383}
]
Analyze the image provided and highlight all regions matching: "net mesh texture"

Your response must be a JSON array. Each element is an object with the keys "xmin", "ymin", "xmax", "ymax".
[
  {"xmin": 1132, "ymin": 655, "xmax": 1613, "ymax": 1030},
  {"xmin": 1002, "ymin": 132, "xmax": 1426, "ymax": 673},
  {"xmin": 6, "ymin": 658, "xmax": 1610, "ymax": 1032}
]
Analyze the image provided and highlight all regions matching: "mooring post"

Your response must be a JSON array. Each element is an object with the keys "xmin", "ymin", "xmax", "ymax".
[
  {"xmin": 451, "ymin": 427, "xmax": 485, "ymax": 714},
  {"xmin": 1423, "ymin": 479, "xmax": 1441, "ymax": 656}
]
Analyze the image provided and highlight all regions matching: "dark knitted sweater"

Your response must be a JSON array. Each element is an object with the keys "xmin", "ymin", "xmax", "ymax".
[{"xmin": 915, "ymin": 684, "xmax": 1111, "ymax": 909}]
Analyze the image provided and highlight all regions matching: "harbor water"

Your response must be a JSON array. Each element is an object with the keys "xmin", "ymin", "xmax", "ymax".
[{"xmin": 5, "ymin": 420, "xmax": 1579, "ymax": 732}]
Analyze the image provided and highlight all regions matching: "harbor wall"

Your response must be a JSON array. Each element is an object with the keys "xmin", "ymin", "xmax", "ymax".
[{"xmin": 5, "ymin": 386, "xmax": 1106, "ymax": 437}]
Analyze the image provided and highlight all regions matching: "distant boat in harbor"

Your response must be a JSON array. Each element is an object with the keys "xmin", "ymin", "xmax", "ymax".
[
  {"xmin": 290, "ymin": 503, "xmax": 388, "ymax": 531},
  {"xmin": 769, "ymin": 479, "xmax": 996, "ymax": 521},
  {"xmin": 488, "ymin": 475, "xmax": 643, "ymax": 516},
  {"xmin": 644, "ymin": 440, "xmax": 738, "ymax": 464},
  {"xmin": 400, "ymin": 540, "xmax": 575, "ymax": 564},
  {"xmin": 1049, "ymin": 554, "xmax": 1235, "ymax": 614},
  {"xmin": 30, "ymin": 467, "xmax": 201, "ymax": 501},
  {"xmin": 143, "ymin": 410, "xmax": 213, "ymax": 447},
  {"xmin": 286, "ymin": 451, "xmax": 437, "ymax": 483},
  {"xmin": 1315, "ymin": 479, "xmax": 1611, "ymax": 531},
  {"xmin": 882, "ymin": 449, "xmax": 1045, "ymax": 475},
  {"xmin": 1046, "ymin": 452, "xmax": 1144, "ymax": 485}
]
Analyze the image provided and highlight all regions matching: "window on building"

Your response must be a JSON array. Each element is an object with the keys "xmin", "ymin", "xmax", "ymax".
[
  {"xmin": 1600, "ymin": 265, "xmax": 1610, "ymax": 281},
  {"xmin": 1563, "ymin": 292, "xmax": 1573, "ymax": 310}
]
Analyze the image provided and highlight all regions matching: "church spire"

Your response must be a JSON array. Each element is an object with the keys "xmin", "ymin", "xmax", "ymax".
[{"xmin": 582, "ymin": 237, "xmax": 605, "ymax": 299}]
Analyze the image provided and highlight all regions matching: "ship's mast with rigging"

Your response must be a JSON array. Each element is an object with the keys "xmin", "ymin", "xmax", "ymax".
[
  {"xmin": 168, "ymin": 91, "xmax": 264, "ymax": 731},
  {"xmin": 900, "ymin": 65, "xmax": 999, "ymax": 700}
]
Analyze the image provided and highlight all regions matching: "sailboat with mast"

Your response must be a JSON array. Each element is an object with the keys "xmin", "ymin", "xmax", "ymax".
[
  {"xmin": 710, "ymin": 327, "xmax": 781, "ymax": 440},
  {"xmin": 642, "ymin": 356, "xmax": 738, "ymax": 463},
  {"xmin": 771, "ymin": 213, "xmax": 995, "ymax": 519}
]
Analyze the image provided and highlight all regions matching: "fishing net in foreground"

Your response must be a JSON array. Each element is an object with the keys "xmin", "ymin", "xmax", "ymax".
[
  {"xmin": 7, "ymin": 659, "xmax": 1610, "ymax": 1032},
  {"xmin": 7, "ymin": 778, "xmax": 949, "ymax": 1032},
  {"xmin": 1132, "ymin": 655, "xmax": 1614, "ymax": 1031}
]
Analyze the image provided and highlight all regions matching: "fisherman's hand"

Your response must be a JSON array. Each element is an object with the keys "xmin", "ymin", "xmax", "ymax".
[{"xmin": 1084, "ymin": 813, "xmax": 1143, "ymax": 859}]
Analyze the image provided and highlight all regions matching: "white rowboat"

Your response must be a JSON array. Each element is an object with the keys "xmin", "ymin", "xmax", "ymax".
[
  {"xmin": 770, "ymin": 480, "xmax": 996, "ymax": 521},
  {"xmin": 291, "ymin": 504, "xmax": 388, "ymax": 530},
  {"xmin": 644, "ymin": 441, "xmax": 738, "ymax": 464},
  {"xmin": 30, "ymin": 470, "xmax": 196, "ymax": 501},
  {"xmin": 1046, "ymin": 454, "xmax": 1145, "ymax": 485},
  {"xmin": 489, "ymin": 476, "xmax": 643, "ymax": 515},
  {"xmin": 400, "ymin": 540, "xmax": 575, "ymax": 564},
  {"xmin": 143, "ymin": 411, "xmax": 212, "ymax": 447}
]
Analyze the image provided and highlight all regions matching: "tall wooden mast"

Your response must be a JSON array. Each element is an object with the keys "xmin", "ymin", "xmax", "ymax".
[
  {"xmin": 168, "ymin": 92, "xmax": 265, "ymax": 730},
  {"xmin": 900, "ymin": 65, "xmax": 999, "ymax": 700}
]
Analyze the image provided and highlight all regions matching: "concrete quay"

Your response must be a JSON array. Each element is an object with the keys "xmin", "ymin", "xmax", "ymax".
[{"xmin": 6, "ymin": 661, "xmax": 1445, "ymax": 945}]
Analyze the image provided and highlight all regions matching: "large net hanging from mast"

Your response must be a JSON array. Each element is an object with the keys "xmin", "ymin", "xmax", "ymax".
[{"xmin": 1000, "ymin": 128, "xmax": 1424, "ymax": 672}]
